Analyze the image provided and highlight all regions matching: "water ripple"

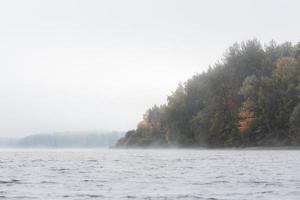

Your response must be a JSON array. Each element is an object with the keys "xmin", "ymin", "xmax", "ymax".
[{"xmin": 0, "ymin": 149, "xmax": 299, "ymax": 200}]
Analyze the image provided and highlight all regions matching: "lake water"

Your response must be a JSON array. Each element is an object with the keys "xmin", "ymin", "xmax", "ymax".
[{"xmin": 0, "ymin": 149, "xmax": 300, "ymax": 200}]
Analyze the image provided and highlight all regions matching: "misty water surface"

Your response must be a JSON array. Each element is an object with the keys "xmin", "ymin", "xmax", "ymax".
[{"xmin": 0, "ymin": 149, "xmax": 299, "ymax": 200}]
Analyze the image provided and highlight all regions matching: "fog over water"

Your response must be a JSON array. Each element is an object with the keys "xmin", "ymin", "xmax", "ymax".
[{"xmin": 1, "ymin": 0, "xmax": 300, "ymax": 137}]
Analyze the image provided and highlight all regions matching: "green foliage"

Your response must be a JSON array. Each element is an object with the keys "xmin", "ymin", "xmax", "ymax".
[
  {"xmin": 116, "ymin": 40, "xmax": 300, "ymax": 147},
  {"xmin": 289, "ymin": 104, "xmax": 300, "ymax": 144}
]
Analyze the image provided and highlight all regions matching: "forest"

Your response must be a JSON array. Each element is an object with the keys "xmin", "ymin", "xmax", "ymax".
[{"xmin": 116, "ymin": 40, "xmax": 300, "ymax": 148}]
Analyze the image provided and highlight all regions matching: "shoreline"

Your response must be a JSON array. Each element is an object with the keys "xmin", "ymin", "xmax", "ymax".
[{"xmin": 112, "ymin": 145, "xmax": 300, "ymax": 150}]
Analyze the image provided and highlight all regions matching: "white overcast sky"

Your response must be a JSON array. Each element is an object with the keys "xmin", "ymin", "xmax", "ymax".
[{"xmin": 0, "ymin": 0, "xmax": 299, "ymax": 137}]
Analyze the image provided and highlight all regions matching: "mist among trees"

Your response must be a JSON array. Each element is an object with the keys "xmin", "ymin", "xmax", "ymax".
[{"xmin": 116, "ymin": 40, "xmax": 300, "ymax": 148}]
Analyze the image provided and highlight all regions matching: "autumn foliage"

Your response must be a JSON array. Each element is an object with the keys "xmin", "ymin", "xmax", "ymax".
[{"xmin": 116, "ymin": 40, "xmax": 300, "ymax": 147}]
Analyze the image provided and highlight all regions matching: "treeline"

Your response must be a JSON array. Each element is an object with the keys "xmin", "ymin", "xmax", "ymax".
[
  {"xmin": 0, "ymin": 131, "xmax": 124, "ymax": 148},
  {"xmin": 116, "ymin": 40, "xmax": 300, "ymax": 148}
]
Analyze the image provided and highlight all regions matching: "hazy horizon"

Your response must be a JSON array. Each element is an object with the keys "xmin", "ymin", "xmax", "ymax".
[
  {"xmin": 0, "ymin": 130, "xmax": 123, "ymax": 139},
  {"xmin": 1, "ymin": 0, "xmax": 300, "ymax": 137}
]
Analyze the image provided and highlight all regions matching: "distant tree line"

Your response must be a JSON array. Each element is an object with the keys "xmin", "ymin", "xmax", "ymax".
[
  {"xmin": 0, "ymin": 131, "xmax": 124, "ymax": 148},
  {"xmin": 116, "ymin": 40, "xmax": 300, "ymax": 147}
]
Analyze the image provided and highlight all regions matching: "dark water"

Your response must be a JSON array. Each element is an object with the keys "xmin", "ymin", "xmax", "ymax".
[{"xmin": 0, "ymin": 149, "xmax": 300, "ymax": 199}]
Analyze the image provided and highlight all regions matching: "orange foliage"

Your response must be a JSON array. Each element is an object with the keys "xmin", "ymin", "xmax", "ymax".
[
  {"xmin": 238, "ymin": 111, "xmax": 255, "ymax": 132},
  {"xmin": 137, "ymin": 120, "xmax": 149, "ymax": 129}
]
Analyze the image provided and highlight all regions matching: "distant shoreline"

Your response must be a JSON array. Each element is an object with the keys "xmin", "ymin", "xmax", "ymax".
[
  {"xmin": 1, "ymin": 146, "xmax": 299, "ymax": 150},
  {"xmin": 112, "ymin": 145, "xmax": 300, "ymax": 150},
  {"xmin": 0, "ymin": 131, "xmax": 124, "ymax": 149}
]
